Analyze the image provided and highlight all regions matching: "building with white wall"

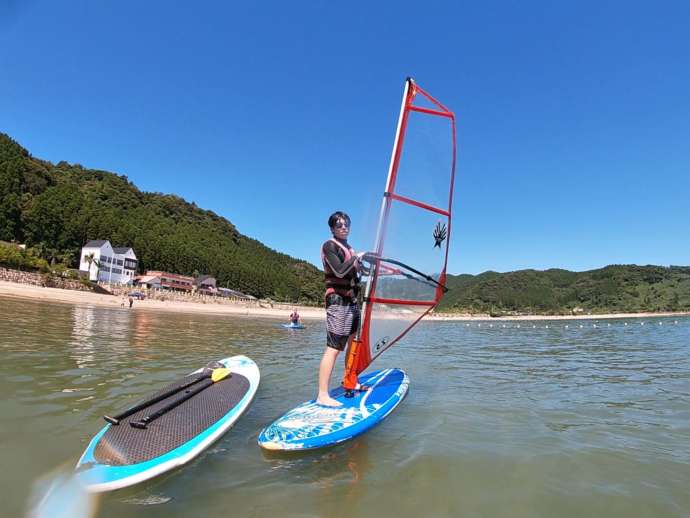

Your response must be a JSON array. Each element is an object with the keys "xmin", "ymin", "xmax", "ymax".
[{"xmin": 79, "ymin": 240, "xmax": 138, "ymax": 284}]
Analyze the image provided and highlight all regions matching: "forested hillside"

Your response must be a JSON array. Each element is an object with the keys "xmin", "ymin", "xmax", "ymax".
[
  {"xmin": 0, "ymin": 133, "xmax": 323, "ymax": 302},
  {"xmin": 439, "ymin": 265, "xmax": 690, "ymax": 314}
]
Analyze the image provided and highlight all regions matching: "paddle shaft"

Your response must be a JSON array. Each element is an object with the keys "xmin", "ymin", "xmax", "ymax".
[
  {"xmin": 104, "ymin": 371, "xmax": 210, "ymax": 425},
  {"xmin": 130, "ymin": 377, "xmax": 216, "ymax": 429}
]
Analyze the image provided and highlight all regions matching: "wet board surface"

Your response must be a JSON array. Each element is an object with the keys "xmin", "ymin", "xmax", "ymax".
[{"xmin": 258, "ymin": 368, "xmax": 408, "ymax": 451}]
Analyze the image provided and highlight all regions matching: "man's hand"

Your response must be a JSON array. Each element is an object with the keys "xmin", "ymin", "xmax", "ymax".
[{"xmin": 361, "ymin": 252, "xmax": 380, "ymax": 263}]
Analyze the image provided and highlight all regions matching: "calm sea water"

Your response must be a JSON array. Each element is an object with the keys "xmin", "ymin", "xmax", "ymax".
[{"xmin": 1, "ymin": 297, "xmax": 689, "ymax": 517}]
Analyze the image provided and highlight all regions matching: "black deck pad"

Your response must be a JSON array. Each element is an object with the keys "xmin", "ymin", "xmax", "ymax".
[{"xmin": 95, "ymin": 372, "xmax": 250, "ymax": 466}]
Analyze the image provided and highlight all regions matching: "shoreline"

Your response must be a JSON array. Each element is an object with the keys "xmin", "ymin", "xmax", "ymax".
[{"xmin": 1, "ymin": 280, "xmax": 689, "ymax": 322}]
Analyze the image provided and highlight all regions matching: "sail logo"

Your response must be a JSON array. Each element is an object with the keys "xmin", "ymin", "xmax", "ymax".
[
  {"xmin": 374, "ymin": 336, "xmax": 390, "ymax": 351},
  {"xmin": 433, "ymin": 222, "xmax": 447, "ymax": 248}
]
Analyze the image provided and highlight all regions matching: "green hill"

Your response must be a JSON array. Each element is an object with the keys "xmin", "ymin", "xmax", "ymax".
[
  {"xmin": 439, "ymin": 265, "xmax": 690, "ymax": 315},
  {"xmin": 0, "ymin": 133, "xmax": 323, "ymax": 302}
]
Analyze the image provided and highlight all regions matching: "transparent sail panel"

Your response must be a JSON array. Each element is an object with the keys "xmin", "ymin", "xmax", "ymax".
[
  {"xmin": 367, "ymin": 301, "xmax": 430, "ymax": 358},
  {"xmin": 364, "ymin": 200, "xmax": 449, "ymax": 361},
  {"xmin": 378, "ymin": 201, "xmax": 449, "ymax": 291},
  {"xmin": 393, "ymin": 107, "xmax": 454, "ymax": 211}
]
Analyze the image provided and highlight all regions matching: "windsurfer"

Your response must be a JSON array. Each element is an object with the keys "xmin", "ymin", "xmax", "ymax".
[{"xmin": 317, "ymin": 211, "xmax": 366, "ymax": 407}]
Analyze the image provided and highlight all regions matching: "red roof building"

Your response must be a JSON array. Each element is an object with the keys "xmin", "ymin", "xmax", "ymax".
[{"xmin": 144, "ymin": 270, "xmax": 194, "ymax": 291}]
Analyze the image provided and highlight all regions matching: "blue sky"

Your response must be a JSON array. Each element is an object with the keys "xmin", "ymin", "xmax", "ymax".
[{"xmin": 1, "ymin": 1, "xmax": 688, "ymax": 275}]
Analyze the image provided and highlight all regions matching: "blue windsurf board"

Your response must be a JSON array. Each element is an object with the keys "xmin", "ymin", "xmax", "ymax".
[
  {"xmin": 258, "ymin": 368, "xmax": 408, "ymax": 451},
  {"xmin": 281, "ymin": 323, "xmax": 305, "ymax": 329}
]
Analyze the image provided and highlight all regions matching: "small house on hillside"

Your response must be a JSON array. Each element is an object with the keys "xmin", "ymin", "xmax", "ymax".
[
  {"xmin": 79, "ymin": 240, "xmax": 138, "ymax": 284},
  {"xmin": 194, "ymin": 275, "xmax": 217, "ymax": 295}
]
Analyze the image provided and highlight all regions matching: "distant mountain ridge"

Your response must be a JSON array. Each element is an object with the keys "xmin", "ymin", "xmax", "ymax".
[
  {"xmin": 439, "ymin": 265, "xmax": 690, "ymax": 315},
  {"xmin": 0, "ymin": 133, "xmax": 323, "ymax": 302}
]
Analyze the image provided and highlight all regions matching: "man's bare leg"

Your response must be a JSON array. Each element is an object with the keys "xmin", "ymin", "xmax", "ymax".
[{"xmin": 317, "ymin": 347, "xmax": 342, "ymax": 406}]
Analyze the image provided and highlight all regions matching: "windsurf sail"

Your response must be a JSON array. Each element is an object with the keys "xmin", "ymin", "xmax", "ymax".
[{"xmin": 343, "ymin": 78, "xmax": 457, "ymax": 391}]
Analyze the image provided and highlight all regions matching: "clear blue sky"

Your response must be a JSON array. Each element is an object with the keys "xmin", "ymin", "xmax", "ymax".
[{"xmin": 1, "ymin": 1, "xmax": 688, "ymax": 274}]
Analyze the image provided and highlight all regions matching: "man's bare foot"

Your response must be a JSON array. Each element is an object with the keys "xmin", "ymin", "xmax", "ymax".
[{"xmin": 316, "ymin": 394, "xmax": 342, "ymax": 407}]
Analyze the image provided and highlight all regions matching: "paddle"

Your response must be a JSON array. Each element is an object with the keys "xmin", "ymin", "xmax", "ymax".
[
  {"xmin": 129, "ymin": 368, "xmax": 231, "ymax": 430},
  {"xmin": 103, "ymin": 365, "xmax": 228, "ymax": 425}
]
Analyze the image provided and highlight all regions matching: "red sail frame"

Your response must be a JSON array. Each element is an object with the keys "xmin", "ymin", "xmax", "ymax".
[{"xmin": 343, "ymin": 78, "xmax": 457, "ymax": 390}]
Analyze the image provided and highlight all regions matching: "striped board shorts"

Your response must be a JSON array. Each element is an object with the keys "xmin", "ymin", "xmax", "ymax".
[{"xmin": 325, "ymin": 293, "xmax": 361, "ymax": 351}]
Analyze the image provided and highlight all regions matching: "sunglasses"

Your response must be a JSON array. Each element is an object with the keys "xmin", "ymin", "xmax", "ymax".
[{"xmin": 334, "ymin": 221, "xmax": 350, "ymax": 229}]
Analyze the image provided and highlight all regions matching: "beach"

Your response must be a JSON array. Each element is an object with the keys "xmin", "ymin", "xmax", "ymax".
[{"xmin": 2, "ymin": 280, "xmax": 688, "ymax": 322}]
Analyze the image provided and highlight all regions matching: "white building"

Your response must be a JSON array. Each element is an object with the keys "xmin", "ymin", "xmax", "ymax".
[{"xmin": 79, "ymin": 240, "xmax": 138, "ymax": 284}]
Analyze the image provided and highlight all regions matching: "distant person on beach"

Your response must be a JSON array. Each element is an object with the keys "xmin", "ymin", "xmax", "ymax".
[
  {"xmin": 289, "ymin": 309, "xmax": 300, "ymax": 325},
  {"xmin": 317, "ymin": 211, "xmax": 367, "ymax": 407},
  {"xmin": 128, "ymin": 296, "xmax": 134, "ymax": 309}
]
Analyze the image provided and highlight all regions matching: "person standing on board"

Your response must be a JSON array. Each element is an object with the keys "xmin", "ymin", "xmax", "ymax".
[
  {"xmin": 289, "ymin": 308, "xmax": 300, "ymax": 325},
  {"xmin": 317, "ymin": 211, "xmax": 366, "ymax": 407}
]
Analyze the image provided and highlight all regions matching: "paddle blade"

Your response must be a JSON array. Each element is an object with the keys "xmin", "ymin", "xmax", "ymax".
[{"xmin": 211, "ymin": 368, "xmax": 231, "ymax": 382}]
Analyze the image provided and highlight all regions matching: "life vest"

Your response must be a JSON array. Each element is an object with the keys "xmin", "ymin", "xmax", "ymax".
[{"xmin": 321, "ymin": 238, "xmax": 359, "ymax": 298}]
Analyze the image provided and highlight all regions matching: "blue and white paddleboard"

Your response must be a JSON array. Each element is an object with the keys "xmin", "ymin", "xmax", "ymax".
[
  {"xmin": 281, "ymin": 323, "xmax": 305, "ymax": 329},
  {"xmin": 258, "ymin": 368, "xmax": 408, "ymax": 451},
  {"xmin": 76, "ymin": 355, "xmax": 260, "ymax": 492}
]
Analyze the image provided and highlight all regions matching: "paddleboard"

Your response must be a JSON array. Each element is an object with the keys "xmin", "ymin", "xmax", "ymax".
[
  {"xmin": 76, "ymin": 355, "xmax": 259, "ymax": 492},
  {"xmin": 281, "ymin": 323, "xmax": 305, "ymax": 329},
  {"xmin": 258, "ymin": 368, "xmax": 408, "ymax": 451}
]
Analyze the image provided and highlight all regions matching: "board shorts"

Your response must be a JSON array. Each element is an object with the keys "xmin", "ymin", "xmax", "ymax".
[{"xmin": 325, "ymin": 293, "xmax": 360, "ymax": 351}]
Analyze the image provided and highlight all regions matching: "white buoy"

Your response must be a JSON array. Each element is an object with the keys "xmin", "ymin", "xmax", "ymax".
[
  {"xmin": 625, "ymin": 323, "xmax": 628, "ymax": 326},
  {"xmin": 579, "ymin": 324, "xmax": 583, "ymax": 328},
  {"xmin": 565, "ymin": 325, "xmax": 569, "ymax": 329},
  {"xmin": 593, "ymin": 324, "xmax": 597, "ymax": 328},
  {"xmin": 517, "ymin": 324, "xmax": 521, "ymax": 328},
  {"xmin": 545, "ymin": 325, "xmax": 549, "ymax": 329},
  {"xmin": 641, "ymin": 322, "xmax": 644, "ymax": 326}
]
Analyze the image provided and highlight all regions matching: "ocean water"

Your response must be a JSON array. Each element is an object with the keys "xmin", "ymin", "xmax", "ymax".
[{"xmin": 1, "ymin": 297, "xmax": 689, "ymax": 517}]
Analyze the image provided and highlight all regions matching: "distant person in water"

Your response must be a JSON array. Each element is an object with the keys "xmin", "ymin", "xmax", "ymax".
[
  {"xmin": 289, "ymin": 309, "xmax": 300, "ymax": 325},
  {"xmin": 317, "ymin": 211, "xmax": 367, "ymax": 407},
  {"xmin": 128, "ymin": 296, "xmax": 134, "ymax": 309}
]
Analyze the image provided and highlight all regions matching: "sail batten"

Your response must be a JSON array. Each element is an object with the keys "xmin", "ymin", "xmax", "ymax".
[
  {"xmin": 342, "ymin": 78, "xmax": 457, "ymax": 391},
  {"xmin": 367, "ymin": 298, "xmax": 437, "ymax": 306},
  {"xmin": 388, "ymin": 193, "xmax": 450, "ymax": 216}
]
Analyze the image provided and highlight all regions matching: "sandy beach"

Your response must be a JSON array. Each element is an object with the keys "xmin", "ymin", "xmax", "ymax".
[
  {"xmin": 2, "ymin": 280, "xmax": 689, "ymax": 322},
  {"xmin": 0, "ymin": 280, "xmax": 325, "ymax": 320}
]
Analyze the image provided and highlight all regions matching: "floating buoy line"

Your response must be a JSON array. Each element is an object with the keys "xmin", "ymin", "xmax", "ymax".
[{"xmin": 454, "ymin": 319, "xmax": 682, "ymax": 330}]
